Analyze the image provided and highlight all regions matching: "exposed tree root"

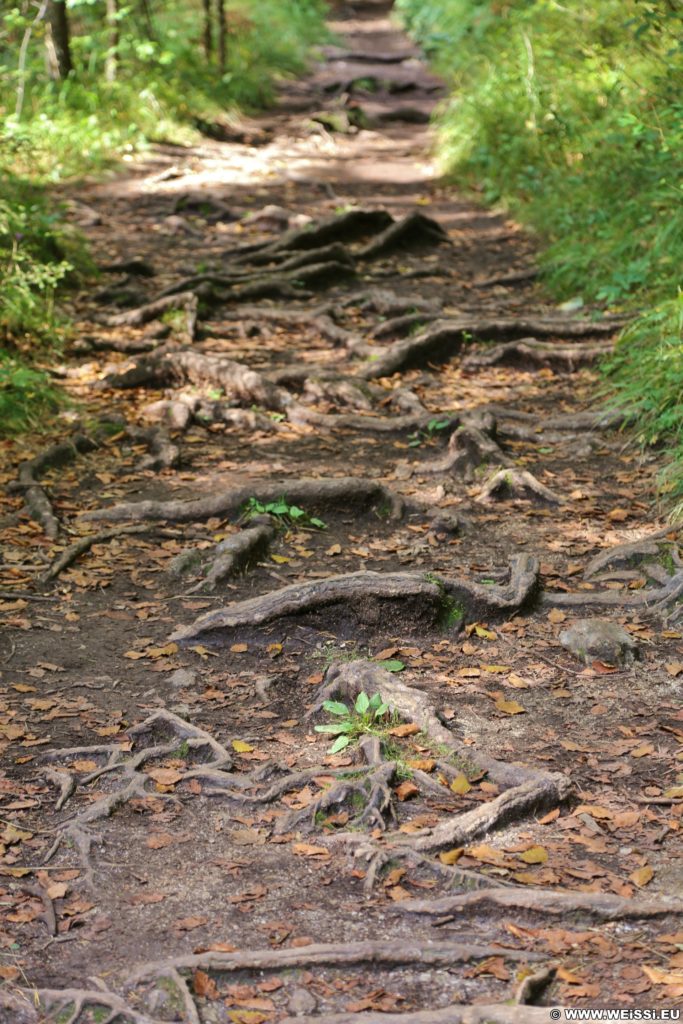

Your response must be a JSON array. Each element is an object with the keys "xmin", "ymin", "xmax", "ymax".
[
  {"xmin": 126, "ymin": 424, "xmax": 180, "ymax": 471},
  {"xmin": 358, "ymin": 289, "xmax": 442, "ymax": 316},
  {"xmin": 229, "ymin": 208, "xmax": 393, "ymax": 262},
  {"xmin": 13, "ymin": 435, "xmax": 98, "ymax": 539},
  {"xmin": 358, "ymin": 320, "xmax": 468, "ymax": 379},
  {"xmin": 490, "ymin": 406, "xmax": 626, "ymax": 435},
  {"xmin": 357, "ymin": 212, "xmax": 450, "ymax": 260},
  {"xmin": 315, "ymin": 660, "xmax": 570, "ymax": 864},
  {"xmin": 359, "ymin": 315, "xmax": 623, "ymax": 379},
  {"xmin": 83, "ymin": 476, "xmax": 405, "ymax": 524},
  {"xmin": 541, "ymin": 569, "xmax": 683, "ymax": 613},
  {"xmin": 184, "ymin": 517, "xmax": 276, "ymax": 592},
  {"xmin": 42, "ymin": 524, "xmax": 152, "ymax": 581},
  {"xmin": 170, "ymin": 555, "xmax": 539, "ymax": 642},
  {"xmin": 421, "ymin": 413, "xmax": 509, "ymax": 482},
  {"xmin": 400, "ymin": 887, "xmax": 683, "ymax": 921},
  {"xmin": 583, "ymin": 525, "xmax": 677, "ymax": 579},
  {"xmin": 127, "ymin": 938, "xmax": 543, "ymax": 986},
  {"xmin": 370, "ymin": 310, "xmax": 440, "ymax": 340},
  {"xmin": 463, "ymin": 336, "xmax": 614, "ymax": 371},
  {"xmin": 103, "ymin": 349, "xmax": 291, "ymax": 412},
  {"xmin": 32, "ymin": 986, "xmax": 165, "ymax": 1024},
  {"xmin": 473, "ymin": 267, "xmax": 538, "ymax": 288},
  {"xmin": 100, "ymin": 257, "xmax": 155, "ymax": 277},
  {"xmin": 477, "ymin": 468, "xmax": 563, "ymax": 505},
  {"xmin": 102, "ymin": 290, "xmax": 198, "ymax": 339},
  {"xmin": 40, "ymin": 710, "xmax": 233, "ymax": 887},
  {"xmin": 281, "ymin": 1005, "xmax": 554, "ymax": 1024}
]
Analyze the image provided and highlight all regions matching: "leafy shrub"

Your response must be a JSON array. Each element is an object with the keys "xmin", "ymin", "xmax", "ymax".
[{"xmin": 396, "ymin": 0, "xmax": 683, "ymax": 502}]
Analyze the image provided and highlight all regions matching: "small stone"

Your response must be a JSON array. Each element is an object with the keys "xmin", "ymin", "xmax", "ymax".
[
  {"xmin": 168, "ymin": 668, "xmax": 197, "ymax": 690},
  {"xmin": 287, "ymin": 988, "xmax": 317, "ymax": 1015},
  {"xmin": 559, "ymin": 618, "xmax": 638, "ymax": 666}
]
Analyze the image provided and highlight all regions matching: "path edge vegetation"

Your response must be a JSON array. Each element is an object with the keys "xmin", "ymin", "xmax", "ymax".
[
  {"xmin": 0, "ymin": 0, "xmax": 329, "ymax": 435},
  {"xmin": 395, "ymin": 0, "xmax": 683, "ymax": 514}
]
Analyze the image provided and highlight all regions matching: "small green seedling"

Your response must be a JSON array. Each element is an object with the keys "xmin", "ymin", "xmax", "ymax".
[
  {"xmin": 315, "ymin": 691, "xmax": 389, "ymax": 754},
  {"xmin": 241, "ymin": 496, "xmax": 326, "ymax": 530},
  {"xmin": 408, "ymin": 417, "xmax": 451, "ymax": 448}
]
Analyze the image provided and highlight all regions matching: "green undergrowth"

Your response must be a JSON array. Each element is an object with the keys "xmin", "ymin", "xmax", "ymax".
[
  {"xmin": 396, "ymin": 0, "xmax": 683, "ymax": 505},
  {"xmin": 2, "ymin": 1, "xmax": 330, "ymax": 182},
  {"xmin": 0, "ymin": 171, "xmax": 83, "ymax": 435},
  {"xmin": 0, "ymin": 1, "xmax": 328, "ymax": 435}
]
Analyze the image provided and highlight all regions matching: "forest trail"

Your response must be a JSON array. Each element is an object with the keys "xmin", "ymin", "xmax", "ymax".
[{"xmin": 1, "ymin": 1, "xmax": 683, "ymax": 1020}]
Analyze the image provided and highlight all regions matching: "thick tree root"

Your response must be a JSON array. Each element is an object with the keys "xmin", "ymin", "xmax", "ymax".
[
  {"xmin": 40, "ymin": 710, "xmax": 233, "ymax": 887},
  {"xmin": 370, "ymin": 311, "xmax": 441, "ymax": 340},
  {"xmin": 583, "ymin": 525, "xmax": 677, "ymax": 579},
  {"xmin": 185, "ymin": 517, "xmax": 276, "ymax": 592},
  {"xmin": 169, "ymin": 555, "xmax": 539, "ymax": 642},
  {"xmin": 316, "ymin": 660, "xmax": 571, "ymax": 862},
  {"xmin": 400, "ymin": 887, "xmax": 683, "ymax": 921},
  {"xmin": 463, "ymin": 337, "xmax": 614, "ymax": 371},
  {"xmin": 357, "ymin": 212, "xmax": 450, "ymax": 260},
  {"xmin": 102, "ymin": 290, "xmax": 198, "ymax": 339},
  {"xmin": 359, "ymin": 315, "xmax": 623, "ymax": 379},
  {"xmin": 102, "ymin": 349, "xmax": 291, "ymax": 412},
  {"xmin": 477, "ymin": 468, "xmax": 563, "ymax": 505},
  {"xmin": 281, "ymin": 1006, "xmax": 555, "ymax": 1024},
  {"xmin": 422, "ymin": 413, "xmax": 509, "ymax": 482},
  {"xmin": 541, "ymin": 569, "xmax": 683, "ymax": 612},
  {"xmin": 13, "ymin": 435, "xmax": 98, "ymax": 539},
  {"xmin": 83, "ymin": 476, "xmax": 405, "ymax": 524},
  {"xmin": 126, "ymin": 424, "xmax": 180, "ymax": 471},
  {"xmin": 229, "ymin": 208, "xmax": 394, "ymax": 262},
  {"xmin": 127, "ymin": 938, "xmax": 543, "ymax": 986}
]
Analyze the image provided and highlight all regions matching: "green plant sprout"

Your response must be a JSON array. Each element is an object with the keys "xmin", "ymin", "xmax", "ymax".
[
  {"xmin": 408, "ymin": 416, "xmax": 451, "ymax": 448},
  {"xmin": 241, "ymin": 497, "xmax": 326, "ymax": 530},
  {"xmin": 314, "ymin": 691, "xmax": 390, "ymax": 754}
]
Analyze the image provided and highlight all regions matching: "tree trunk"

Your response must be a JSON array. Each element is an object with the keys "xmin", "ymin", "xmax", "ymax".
[
  {"xmin": 216, "ymin": 0, "xmax": 226, "ymax": 73},
  {"xmin": 137, "ymin": 0, "xmax": 156, "ymax": 41},
  {"xmin": 202, "ymin": 0, "xmax": 213, "ymax": 60},
  {"xmin": 105, "ymin": 0, "xmax": 119, "ymax": 83},
  {"xmin": 45, "ymin": 0, "xmax": 73, "ymax": 80}
]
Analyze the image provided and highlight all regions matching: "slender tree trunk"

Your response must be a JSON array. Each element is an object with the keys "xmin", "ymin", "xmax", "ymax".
[
  {"xmin": 138, "ymin": 0, "xmax": 156, "ymax": 41},
  {"xmin": 216, "ymin": 0, "xmax": 226, "ymax": 73},
  {"xmin": 45, "ymin": 0, "xmax": 73, "ymax": 80},
  {"xmin": 105, "ymin": 0, "xmax": 119, "ymax": 83},
  {"xmin": 202, "ymin": 0, "xmax": 213, "ymax": 60}
]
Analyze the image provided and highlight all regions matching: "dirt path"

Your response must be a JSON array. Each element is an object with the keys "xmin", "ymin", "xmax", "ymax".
[{"xmin": 2, "ymin": 2, "xmax": 683, "ymax": 1020}]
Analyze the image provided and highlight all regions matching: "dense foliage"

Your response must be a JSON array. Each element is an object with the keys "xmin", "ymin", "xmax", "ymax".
[
  {"xmin": 396, "ymin": 0, "xmax": 683, "ymax": 505},
  {"xmin": 0, "ymin": 0, "xmax": 328, "ymax": 433}
]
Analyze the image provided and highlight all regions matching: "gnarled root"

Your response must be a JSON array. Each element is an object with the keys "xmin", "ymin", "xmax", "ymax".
[
  {"xmin": 183, "ymin": 517, "xmax": 276, "ymax": 592},
  {"xmin": 83, "ymin": 476, "xmax": 405, "ymax": 524},
  {"xmin": 170, "ymin": 555, "xmax": 539, "ymax": 643},
  {"xmin": 358, "ymin": 314, "xmax": 622, "ymax": 380},
  {"xmin": 357, "ymin": 212, "xmax": 450, "ymax": 261},
  {"xmin": 42, "ymin": 524, "xmax": 152, "ymax": 581},
  {"xmin": 13, "ymin": 435, "xmax": 98, "ymax": 539},
  {"xmin": 102, "ymin": 290, "xmax": 198, "ymax": 339},
  {"xmin": 40, "ymin": 710, "xmax": 233, "ymax": 887},
  {"xmin": 33, "ymin": 986, "xmax": 167, "ymax": 1024},
  {"xmin": 463, "ymin": 336, "xmax": 614, "ymax": 371},
  {"xmin": 421, "ymin": 413, "xmax": 508, "ymax": 481},
  {"xmin": 583, "ymin": 525, "xmax": 678, "ymax": 579},
  {"xmin": 476, "ymin": 468, "xmax": 563, "ymax": 505}
]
